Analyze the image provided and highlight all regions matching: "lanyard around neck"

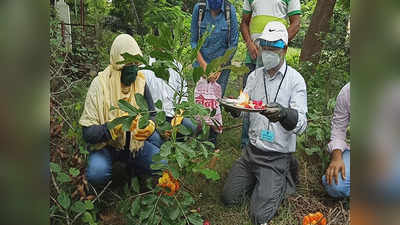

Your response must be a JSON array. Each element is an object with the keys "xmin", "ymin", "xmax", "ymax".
[{"xmin": 263, "ymin": 63, "xmax": 288, "ymax": 104}]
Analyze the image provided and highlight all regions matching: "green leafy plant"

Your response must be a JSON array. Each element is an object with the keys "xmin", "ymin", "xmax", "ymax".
[{"xmin": 50, "ymin": 162, "xmax": 99, "ymax": 225}]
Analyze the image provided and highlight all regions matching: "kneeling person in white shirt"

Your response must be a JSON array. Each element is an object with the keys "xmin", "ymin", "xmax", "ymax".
[{"xmin": 221, "ymin": 22, "xmax": 307, "ymax": 225}]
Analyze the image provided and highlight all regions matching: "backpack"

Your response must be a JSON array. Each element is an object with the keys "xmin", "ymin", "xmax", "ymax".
[{"xmin": 197, "ymin": 0, "xmax": 232, "ymax": 47}]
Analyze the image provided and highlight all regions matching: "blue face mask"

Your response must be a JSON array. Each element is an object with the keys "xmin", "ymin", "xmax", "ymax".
[{"xmin": 207, "ymin": 0, "xmax": 222, "ymax": 10}]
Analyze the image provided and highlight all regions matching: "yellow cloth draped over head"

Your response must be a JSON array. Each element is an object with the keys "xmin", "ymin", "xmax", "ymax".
[{"xmin": 79, "ymin": 34, "xmax": 147, "ymax": 152}]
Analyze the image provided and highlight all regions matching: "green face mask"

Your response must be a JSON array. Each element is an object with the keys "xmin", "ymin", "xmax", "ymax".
[{"xmin": 121, "ymin": 65, "xmax": 139, "ymax": 86}]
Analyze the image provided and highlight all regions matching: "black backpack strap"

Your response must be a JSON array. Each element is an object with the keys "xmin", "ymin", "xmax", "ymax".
[
  {"xmin": 224, "ymin": 0, "xmax": 231, "ymax": 47},
  {"xmin": 198, "ymin": 0, "xmax": 207, "ymax": 41}
]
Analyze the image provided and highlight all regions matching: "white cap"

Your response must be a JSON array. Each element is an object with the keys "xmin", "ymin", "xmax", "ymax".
[{"xmin": 258, "ymin": 21, "xmax": 288, "ymax": 45}]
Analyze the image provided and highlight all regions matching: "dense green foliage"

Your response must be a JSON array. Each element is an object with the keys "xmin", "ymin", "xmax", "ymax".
[{"xmin": 294, "ymin": 0, "xmax": 350, "ymax": 169}]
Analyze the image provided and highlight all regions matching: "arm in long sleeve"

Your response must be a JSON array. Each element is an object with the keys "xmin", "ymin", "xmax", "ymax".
[
  {"xmin": 288, "ymin": 75, "xmax": 308, "ymax": 134},
  {"xmin": 327, "ymin": 84, "xmax": 350, "ymax": 153},
  {"xmin": 82, "ymin": 124, "xmax": 112, "ymax": 144},
  {"xmin": 79, "ymin": 77, "xmax": 112, "ymax": 144}
]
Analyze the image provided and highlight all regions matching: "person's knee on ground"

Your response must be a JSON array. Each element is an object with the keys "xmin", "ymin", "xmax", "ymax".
[
  {"xmin": 221, "ymin": 174, "xmax": 251, "ymax": 206},
  {"xmin": 322, "ymin": 174, "xmax": 350, "ymax": 198},
  {"xmin": 249, "ymin": 191, "xmax": 280, "ymax": 225},
  {"xmin": 250, "ymin": 208, "xmax": 273, "ymax": 225},
  {"xmin": 250, "ymin": 196, "xmax": 279, "ymax": 225},
  {"xmin": 250, "ymin": 201, "xmax": 281, "ymax": 225},
  {"xmin": 86, "ymin": 150, "xmax": 112, "ymax": 185},
  {"xmin": 221, "ymin": 185, "xmax": 244, "ymax": 206}
]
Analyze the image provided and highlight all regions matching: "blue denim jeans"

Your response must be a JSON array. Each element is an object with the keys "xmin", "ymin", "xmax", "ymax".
[
  {"xmin": 86, "ymin": 131, "xmax": 163, "ymax": 185},
  {"xmin": 322, "ymin": 150, "xmax": 351, "ymax": 198},
  {"xmin": 216, "ymin": 69, "xmax": 231, "ymax": 98}
]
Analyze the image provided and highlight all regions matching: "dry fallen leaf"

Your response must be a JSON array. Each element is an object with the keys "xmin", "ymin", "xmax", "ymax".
[
  {"xmin": 71, "ymin": 189, "xmax": 78, "ymax": 198},
  {"xmin": 86, "ymin": 195, "xmax": 95, "ymax": 200},
  {"xmin": 77, "ymin": 184, "xmax": 86, "ymax": 198}
]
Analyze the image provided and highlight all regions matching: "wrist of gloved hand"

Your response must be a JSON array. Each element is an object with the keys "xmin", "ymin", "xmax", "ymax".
[
  {"xmin": 260, "ymin": 103, "xmax": 284, "ymax": 122},
  {"xmin": 131, "ymin": 119, "xmax": 156, "ymax": 141},
  {"xmin": 171, "ymin": 115, "xmax": 184, "ymax": 127},
  {"xmin": 109, "ymin": 124, "xmax": 123, "ymax": 141},
  {"xmin": 279, "ymin": 108, "xmax": 298, "ymax": 131},
  {"xmin": 261, "ymin": 103, "xmax": 298, "ymax": 131},
  {"xmin": 171, "ymin": 109, "xmax": 184, "ymax": 127}
]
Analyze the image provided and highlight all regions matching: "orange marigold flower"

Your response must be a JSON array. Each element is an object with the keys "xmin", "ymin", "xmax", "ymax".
[
  {"xmin": 157, "ymin": 170, "xmax": 180, "ymax": 196},
  {"xmin": 302, "ymin": 212, "xmax": 327, "ymax": 225}
]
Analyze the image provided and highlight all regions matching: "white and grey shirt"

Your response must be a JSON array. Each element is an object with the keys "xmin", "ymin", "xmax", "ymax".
[
  {"xmin": 141, "ymin": 59, "xmax": 187, "ymax": 118},
  {"xmin": 244, "ymin": 61, "xmax": 307, "ymax": 153}
]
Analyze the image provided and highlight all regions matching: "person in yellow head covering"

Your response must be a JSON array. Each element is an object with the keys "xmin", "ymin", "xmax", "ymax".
[{"xmin": 79, "ymin": 34, "xmax": 163, "ymax": 185}]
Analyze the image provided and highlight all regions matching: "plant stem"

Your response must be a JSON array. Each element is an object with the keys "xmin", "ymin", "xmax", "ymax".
[
  {"xmin": 174, "ymin": 195, "xmax": 190, "ymax": 225},
  {"xmin": 127, "ymin": 190, "xmax": 153, "ymax": 200},
  {"xmin": 147, "ymin": 193, "xmax": 162, "ymax": 225},
  {"xmin": 177, "ymin": 178, "xmax": 195, "ymax": 195},
  {"xmin": 177, "ymin": 71, "xmax": 185, "ymax": 107},
  {"xmin": 50, "ymin": 195, "xmax": 71, "ymax": 225},
  {"xmin": 51, "ymin": 172, "xmax": 61, "ymax": 194},
  {"xmin": 51, "ymin": 102, "xmax": 74, "ymax": 130}
]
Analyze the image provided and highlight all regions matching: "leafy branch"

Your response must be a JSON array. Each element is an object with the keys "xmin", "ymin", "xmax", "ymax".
[
  {"xmin": 147, "ymin": 193, "xmax": 162, "ymax": 225},
  {"xmin": 174, "ymin": 195, "xmax": 190, "ymax": 225},
  {"xmin": 70, "ymin": 181, "xmax": 112, "ymax": 225}
]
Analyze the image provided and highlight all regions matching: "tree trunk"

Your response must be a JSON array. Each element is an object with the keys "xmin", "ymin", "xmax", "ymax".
[{"xmin": 300, "ymin": 0, "xmax": 337, "ymax": 63}]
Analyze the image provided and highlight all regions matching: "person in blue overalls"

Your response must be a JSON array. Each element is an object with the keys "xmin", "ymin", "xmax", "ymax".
[{"xmin": 190, "ymin": 0, "xmax": 239, "ymax": 146}]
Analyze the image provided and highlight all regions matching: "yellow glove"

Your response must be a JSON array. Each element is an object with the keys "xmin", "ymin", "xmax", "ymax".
[
  {"xmin": 109, "ymin": 124, "xmax": 123, "ymax": 141},
  {"xmin": 109, "ymin": 112, "xmax": 129, "ymax": 141},
  {"xmin": 131, "ymin": 118, "xmax": 156, "ymax": 141},
  {"xmin": 171, "ymin": 115, "xmax": 183, "ymax": 127},
  {"xmin": 171, "ymin": 109, "xmax": 184, "ymax": 127}
]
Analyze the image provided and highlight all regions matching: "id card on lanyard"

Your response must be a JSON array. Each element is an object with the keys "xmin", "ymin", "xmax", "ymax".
[
  {"xmin": 260, "ymin": 64, "xmax": 288, "ymax": 143},
  {"xmin": 261, "ymin": 129, "xmax": 275, "ymax": 142}
]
